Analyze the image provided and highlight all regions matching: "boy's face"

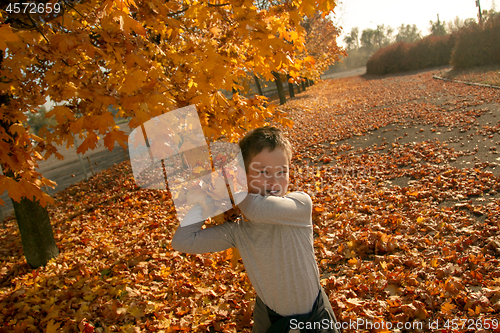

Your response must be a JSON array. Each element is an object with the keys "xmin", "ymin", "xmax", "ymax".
[{"xmin": 246, "ymin": 148, "xmax": 290, "ymax": 197}]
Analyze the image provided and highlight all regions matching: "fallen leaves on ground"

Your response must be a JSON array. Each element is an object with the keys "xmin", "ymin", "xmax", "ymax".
[
  {"xmin": 284, "ymin": 69, "xmax": 500, "ymax": 331},
  {"xmin": 1, "ymin": 68, "xmax": 499, "ymax": 332}
]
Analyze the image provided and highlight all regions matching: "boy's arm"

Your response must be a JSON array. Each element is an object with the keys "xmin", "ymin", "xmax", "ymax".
[
  {"xmin": 238, "ymin": 191, "xmax": 312, "ymax": 227},
  {"xmin": 171, "ymin": 205, "xmax": 236, "ymax": 254}
]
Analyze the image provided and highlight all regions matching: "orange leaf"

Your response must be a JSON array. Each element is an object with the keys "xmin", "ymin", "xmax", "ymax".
[
  {"xmin": 46, "ymin": 106, "xmax": 75, "ymax": 124},
  {"xmin": 0, "ymin": 24, "xmax": 20, "ymax": 50},
  {"xmin": 103, "ymin": 129, "xmax": 128, "ymax": 151},
  {"xmin": 77, "ymin": 131, "xmax": 99, "ymax": 154}
]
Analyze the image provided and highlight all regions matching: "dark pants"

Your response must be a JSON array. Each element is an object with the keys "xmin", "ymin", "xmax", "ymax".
[{"xmin": 252, "ymin": 288, "xmax": 340, "ymax": 333}]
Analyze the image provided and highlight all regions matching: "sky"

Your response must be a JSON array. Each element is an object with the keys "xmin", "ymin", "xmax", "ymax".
[{"xmin": 333, "ymin": 0, "xmax": 496, "ymax": 46}]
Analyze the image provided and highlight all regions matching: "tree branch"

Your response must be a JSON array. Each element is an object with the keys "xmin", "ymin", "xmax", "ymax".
[
  {"xmin": 206, "ymin": 2, "xmax": 231, "ymax": 7},
  {"xmin": 168, "ymin": 6, "xmax": 189, "ymax": 17},
  {"xmin": 26, "ymin": 12, "xmax": 50, "ymax": 45}
]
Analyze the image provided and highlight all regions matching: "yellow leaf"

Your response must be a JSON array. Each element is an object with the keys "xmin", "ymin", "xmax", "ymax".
[
  {"xmin": 348, "ymin": 258, "xmax": 358, "ymax": 265},
  {"xmin": 210, "ymin": 27, "xmax": 221, "ymax": 35},
  {"xmin": 115, "ymin": 10, "xmax": 146, "ymax": 36},
  {"xmin": 225, "ymin": 247, "xmax": 241, "ymax": 268},
  {"xmin": 46, "ymin": 319, "xmax": 60, "ymax": 333},
  {"xmin": 187, "ymin": 78, "xmax": 197, "ymax": 89},
  {"xmin": 441, "ymin": 301, "xmax": 456, "ymax": 314},
  {"xmin": 430, "ymin": 258, "xmax": 439, "ymax": 268},
  {"xmin": 120, "ymin": 69, "xmax": 146, "ymax": 94}
]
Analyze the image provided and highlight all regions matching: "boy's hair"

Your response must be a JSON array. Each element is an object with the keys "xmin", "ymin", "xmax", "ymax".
[{"xmin": 239, "ymin": 126, "xmax": 292, "ymax": 171}]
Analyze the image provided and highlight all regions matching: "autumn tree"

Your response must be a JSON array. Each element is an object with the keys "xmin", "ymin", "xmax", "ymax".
[
  {"xmin": 446, "ymin": 16, "xmax": 467, "ymax": 33},
  {"xmin": 373, "ymin": 24, "xmax": 393, "ymax": 49},
  {"xmin": 271, "ymin": 12, "xmax": 344, "ymax": 104},
  {"xmin": 343, "ymin": 26, "xmax": 359, "ymax": 50},
  {"xmin": 300, "ymin": 12, "xmax": 345, "ymax": 80},
  {"xmin": 0, "ymin": 0, "xmax": 342, "ymax": 267},
  {"xmin": 360, "ymin": 28, "xmax": 376, "ymax": 51},
  {"xmin": 395, "ymin": 24, "xmax": 421, "ymax": 43},
  {"xmin": 334, "ymin": 25, "xmax": 391, "ymax": 70},
  {"xmin": 429, "ymin": 17, "xmax": 447, "ymax": 36}
]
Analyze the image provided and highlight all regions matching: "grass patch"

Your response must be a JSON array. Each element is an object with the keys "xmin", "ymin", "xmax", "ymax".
[{"xmin": 438, "ymin": 64, "xmax": 500, "ymax": 87}]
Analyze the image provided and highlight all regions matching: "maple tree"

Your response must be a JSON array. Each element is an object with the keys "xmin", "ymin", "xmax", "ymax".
[
  {"xmin": 1, "ymin": 68, "xmax": 499, "ymax": 332},
  {"xmin": 0, "ymin": 0, "xmax": 342, "ymax": 267},
  {"xmin": 299, "ymin": 13, "xmax": 345, "ymax": 81}
]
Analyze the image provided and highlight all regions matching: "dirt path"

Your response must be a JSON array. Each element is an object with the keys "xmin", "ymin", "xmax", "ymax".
[
  {"xmin": 321, "ymin": 66, "xmax": 366, "ymax": 80},
  {"xmin": 0, "ymin": 123, "xmax": 133, "ymax": 219}
]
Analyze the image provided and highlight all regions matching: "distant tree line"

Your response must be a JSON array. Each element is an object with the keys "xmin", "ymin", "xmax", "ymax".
[
  {"xmin": 328, "ymin": 7, "xmax": 497, "ymax": 72},
  {"xmin": 366, "ymin": 10, "xmax": 500, "ymax": 75}
]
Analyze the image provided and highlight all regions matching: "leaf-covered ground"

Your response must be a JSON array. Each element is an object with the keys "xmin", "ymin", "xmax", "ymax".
[{"xmin": 1, "ymin": 68, "xmax": 500, "ymax": 332}]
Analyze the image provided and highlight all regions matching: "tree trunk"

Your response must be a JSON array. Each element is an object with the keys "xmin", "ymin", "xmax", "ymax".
[
  {"xmin": 301, "ymin": 80, "xmax": 306, "ymax": 91},
  {"xmin": 287, "ymin": 74, "xmax": 295, "ymax": 98},
  {"xmin": 1, "ymin": 51, "xmax": 59, "ymax": 268},
  {"xmin": 253, "ymin": 74, "xmax": 263, "ymax": 95},
  {"xmin": 272, "ymin": 71, "xmax": 286, "ymax": 105},
  {"xmin": 12, "ymin": 196, "xmax": 59, "ymax": 268}
]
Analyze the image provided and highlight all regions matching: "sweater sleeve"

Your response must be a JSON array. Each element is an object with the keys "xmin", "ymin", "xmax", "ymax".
[
  {"xmin": 237, "ymin": 191, "xmax": 313, "ymax": 227},
  {"xmin": 171, "ymin": 205, "xmax": 237, "ymax": 254}
]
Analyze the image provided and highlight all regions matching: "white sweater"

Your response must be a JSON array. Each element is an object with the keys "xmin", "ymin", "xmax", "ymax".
[{"xmin": 171, "ymin": 192, "xmax": 321, "ymax": 316}]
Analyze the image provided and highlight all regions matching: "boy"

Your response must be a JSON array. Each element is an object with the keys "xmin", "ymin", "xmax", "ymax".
[{"xmin": 171, "ymin": 126, "xmax": 339, "ymax": 332}]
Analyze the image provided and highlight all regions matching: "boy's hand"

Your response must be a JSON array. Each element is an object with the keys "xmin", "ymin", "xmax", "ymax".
[
  {"xmin": 206, "ymin": 206, "xmax": 242, "ymax": 226},
  {"xmin": 225, "ymin": 206, "xmax": 242, "ymax": 220}
]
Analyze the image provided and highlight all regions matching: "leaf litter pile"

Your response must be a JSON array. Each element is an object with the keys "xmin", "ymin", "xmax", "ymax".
[{"xmin": 1, "ymin": 69, "xmax": 500, "ymax": 332}]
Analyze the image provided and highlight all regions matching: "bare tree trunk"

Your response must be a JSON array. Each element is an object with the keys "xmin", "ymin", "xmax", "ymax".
[
  {"xmin": 287, "ymin": 74, "xmax": 295, "ymax": 98},
  {"xmin": 253, "ymin": 74, "xmax": 263, "ymax": 95},
  {"xmin": 12, "ymin": 197, "xmax": 59, "ymax": 268},
  {"xmin": 272, "ymin": 71, "xmax": 286, "ymax": 105}
]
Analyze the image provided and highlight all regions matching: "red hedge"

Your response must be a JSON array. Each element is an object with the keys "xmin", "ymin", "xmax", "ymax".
[
  {"xmin": 451, "ymin": 13, "xmax": 500, "ymax": 69},
  {"xmin": 366, "ymin": 35, "xmax": 455, "ymax": 75}
]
